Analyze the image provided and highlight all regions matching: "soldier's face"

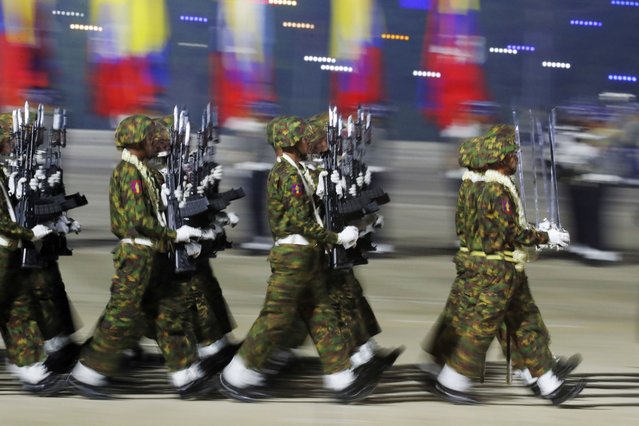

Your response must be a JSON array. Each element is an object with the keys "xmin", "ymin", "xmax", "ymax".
[
  {"xmin": 309, "ymin": 135, "xmax": 328, "ymax": 155},
  {"xmin": 297, "ymin": 138, "xmax": 309, "ymax": 156},
  {"xmin": 0, "ymin": 137, "xmax": 14, "ymax": 155},
  {"xmin": 505, "ymin": 153, "xmax": 518, "ymax": 175}
]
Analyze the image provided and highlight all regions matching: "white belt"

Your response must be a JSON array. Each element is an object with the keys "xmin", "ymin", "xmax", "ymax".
[
  {"xmin": 120, "ymin": 237, "xmax": 153, "ymax": 247},
  {"xmin": 274, "ymin": 234, "xmax": 309, "ymax": 246}
]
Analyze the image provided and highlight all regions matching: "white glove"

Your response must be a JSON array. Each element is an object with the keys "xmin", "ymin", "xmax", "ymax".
[
  {"xmin": 335, "ymin": 181, "xmax": 343, "ymax": 198},
  {"xmin": 211, "ymin": 165, "xmax": 223, "ymax": 181},
  {"xmin": 14, "ymin": 177, "xmax": 27, "ymax": 199},
  {"xmin": 31, "ymin": 224, "xmax": 52, "ymax": 241},
  {"xmin": 53, "ymin": 217, "xmax": 70, "ymax": 234},
  {"xmin": 69, "ymin": 219, "xmax": 82, "ymax": 233},
  {"xmin": 185, "ymin": 242, "xmax": 202, "ymax": 258},
  {"xmin": 330, "ymin": 170, "xmax": 341, "ymax": 185},
  {"xmin": 174, "ymin": 225, "xmax": 202, "ymax": 243},
  {"xmin": 201, "ymin": 224, "xmax": 223, "ymax": 240},
  {"xmin": 174, "ymin": 186, "xmax": 183, "ymax": 202},
  {"xmin": 373, "ymin": 214, "xmax": 384, "ymax": 229},
  {"xmin": 547, "ymin": 228, "xmax": 570, "ymax": 248},
  {"xmin": 29, "ymin": 177, "xmax": 39, "ymax": 191},
  {"xmin": 315, "ymin": 171, "xmax": 328, "ymax": 198},
  {"xmin": 226, "ymin": 211, "xmax": 240, "ymax": 227},
  {"xmin": 160, "ymin": 183, "xmax": 170, "ymax": 207},
  {"xmin": 35, "ymin": 168, "xmax": 46, "ymax": 181},
  {"xmin": 336, "ymin": 226, "xmax": 359, "ymax": 249},
  {"xmin": 348, "ymin": 184, "xmax": 357, "ymax": 197},
  {"xmin": 356, "ymin": 172, "xmax": 364, "ymax": 188},
  {"xmin": 197, "ymin": 175, "xmax": 209, "ymax": 195},
  {"xmin": 47, "ymin": 174, "xmax": 60, "ymax": 188},
  {"xmin": 8, "ymin": 171, "xmax": 18, "ymax": 196},
  {"xmin": 364, "ymin": 169, "xmax": 372, "ymax": 186},
  {"xmin": 537, "ymin": 218, "xmax": 551, "ymax": 232}
]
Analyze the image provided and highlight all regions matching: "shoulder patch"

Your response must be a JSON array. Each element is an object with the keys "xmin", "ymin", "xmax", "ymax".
[
  {"xmin": 130, "ymin": 179, "xmax": 142, "ymax": 195},
  {"xmin": 291, "ymin": 183, "xmax": 304, "ymax": 197},
  {"xmin": 501, "ymin": 197, "xmax": 513, "ymax": 215}
]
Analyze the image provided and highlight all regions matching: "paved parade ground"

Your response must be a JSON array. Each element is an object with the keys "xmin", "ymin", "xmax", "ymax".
[{"xmin": 1, "ymin": 130, "xmax": 638, "ymax": 425}]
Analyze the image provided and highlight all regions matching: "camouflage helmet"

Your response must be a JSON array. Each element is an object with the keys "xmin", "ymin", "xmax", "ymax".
[
  {"xmin": 149, "ymin": 118, "xmax": 171, "ymax": 152},
  {"xmin": 266, "ymin": 115, "xmax": 291, "ymax": 146},
  {"xmin": 158, "ymin": 114, "xmax": 174, "ymax": 130},
  {"xmin": 272, "ymin": 116, "xmax": 308, "ymax": 149},
  {"xmin": 305, "ymin": 111, "xmax": 329, "ymax": 140},
  {"xmin": 0, "ymin": 113, "xmax": 13, "ymax": 143},
  {"xmin": 114, "ymin": 114, "xmax": 153, "ymax": 150},
  {"xmin": 458, "ymin": 136, "xmax": 483, "ymax": 169},
  {"xmin": 475, "ymin": 124, "xmax": 518, "ymax": 167}
]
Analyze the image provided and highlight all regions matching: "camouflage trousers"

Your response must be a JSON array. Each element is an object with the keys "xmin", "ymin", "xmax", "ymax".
[
  {"xmin": 445, "ymin": 256, "xmax": 553, "ymax": 378},
  {"xmin": 327, "ymin": 269, "xmax": 381, "ymax": 353},
  {"xmin": 238, "ymin": 244, "xmax": 351, "ymax": 374},
  {"xmin": 30, "ymin": 261, "xmax": 78, "ymax": 341},
  {"xmin": 0, "ymin": 247, "xmax": 45, "ymax": 366},
  {"xmin": 81, "ymin": 244, "xmax": 197, "ymax": 375},
  {"xmin": 182, "ymin": 258, "xmax": 236, "ymax": 346}
]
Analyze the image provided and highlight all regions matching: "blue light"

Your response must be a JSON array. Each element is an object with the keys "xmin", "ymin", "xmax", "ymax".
[
  {"xmin": 507, "ymin": 44, "xmax": 535, "ymax": 52},
  {"xmin": 570, "ymin": 19, "xmax": 602, "ymax": 27},
  {"xmin": 608, "ymin": 74, "xmax": 637, "ymax": 83},
  {"xmin": 611, "ymin": 0, "xmax": 639, "ymax": 6},
  {"xmin": 399, "ymin": 0, "xmax": 431, "ymax": 9},
  {"xmin": 180, "ymin": 15, "xmax": 208, "ymax": 23}
]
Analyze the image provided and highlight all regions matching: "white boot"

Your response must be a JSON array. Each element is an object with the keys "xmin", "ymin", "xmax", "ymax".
[
  {"xmin": 536, "ymin": 370, "xmax": 562, "ymax": 396},
  {"xmin": 14, "ymin": 362, "xmax": 50, "ymax": 385},
  {"xmin": 71, "ymin": 362, "xmax": 107, "ymax": 386},
  {"xmin": 221, "ymin": 356, "xmax": 264, "ymax": 389},
  {"xmin": 198, "ymin": 335, "xmax": 229, "ymax": 359},
  {"xmin": 437, "ymin": 364, "xmax": 471, "ymax": 392},
  {"xmin": 323, "ymin": 369, "xmax": 355, "ymax": 391},
  {"xmin": 44, "ymin": 335, "xmax": 72, "ymax": 355}
]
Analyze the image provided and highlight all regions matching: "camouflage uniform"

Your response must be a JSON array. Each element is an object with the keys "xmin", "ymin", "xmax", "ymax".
[
  {"xmin": 304, "ymin": 112, "xmax": 382, "ymax": 354},
  {"xmin": 29, "ymin": 260, "xmax": 77, "ymax": 341},
  {"xmin": 79, "ymin": 115, "xmax": 197, "ymax": 375},
  {"xmin": 237, "ymin": 117, "xmax": 351, "ymax": 374},
  {"xmin": 0, "ymin": 153, "xmax": 45, "ymax": 366},
  {"xmin": 444, "ymin": 125, "xmax": 554, "ymax": 379},
  {"xmin": 149, "ymin": 117, "xmax": 236, "ymax": 349}
]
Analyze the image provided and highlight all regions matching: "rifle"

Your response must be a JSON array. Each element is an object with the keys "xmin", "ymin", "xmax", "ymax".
[
  {"xmin": 193, "ymin": 103, "xmax": 244, "ymax": 257},
  {"xmin": 323, "ymin": 107, "xmax": 352, "ymax": 270},
  {"xmin": 14, "ymin": 102, "xmax": 47, "ymax": 268},
  {"xmin": 165, "ymin": 107, "xmax": 196, "ymax": 273}
]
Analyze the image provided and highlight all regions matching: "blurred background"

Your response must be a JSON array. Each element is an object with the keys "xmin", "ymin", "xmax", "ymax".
[{"xmin": 1, "ymin": 0, "xmax": 639, "ymax": 261}]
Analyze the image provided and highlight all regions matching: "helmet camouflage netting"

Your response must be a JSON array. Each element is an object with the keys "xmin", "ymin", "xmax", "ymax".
[
  {"xmin": 114, "ymin": 114, "xmax": 153, "ymax": 149},
  {"xmin": 474, "ymin": 124, "xmax": 518, "ymax": 168},
  {"xmin": 272, "ymin": 116, "xmax": 308, "ymax": 149}
]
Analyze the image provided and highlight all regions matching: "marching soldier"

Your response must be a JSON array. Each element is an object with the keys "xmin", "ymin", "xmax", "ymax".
[
  {"xmin": 220, "ymin": 116, "xmax": 391, "ymax": 402},
  {"xmin": 421, "ymin": 135, "xmax": 580, "ymax": 391},
  {"xmin": 430, "ymin": 125, "xmax": 585, "ymax": 405},
  {"xmin": 68, "ymin": 115, "xmax": 217, "ymax": 399},
  {"xmin": 151, "ymin": 116, "xmax": 240, "ymax": 374},
  {"xmin": 0, "ymin": 113, "xmax": 66, "ymax": 395},
  {"xmin": 305, "ymin": 112, "xmax": 403, "ymax": 370}
]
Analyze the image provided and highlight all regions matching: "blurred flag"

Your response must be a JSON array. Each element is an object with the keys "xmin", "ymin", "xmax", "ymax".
[
  {"xmin": 212, "ymin": 0, "xmax": 275, "ymax": 125},
  {"xmin": 0, "ymin": 0, "xmax": 51, "ymax": 105},
  {"xmin": 418, "ymin": 0, "xmax": 489, "ymax": 130},
  {"xmin": 89, "ymin": 0, "xmax": 170, "ymax": 117},
  {"xmin": 329, "ymin": 0, "xmax": 385, "ymax": 113}
]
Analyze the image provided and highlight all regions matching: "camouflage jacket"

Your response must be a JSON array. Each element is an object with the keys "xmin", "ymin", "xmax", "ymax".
[
  {"xmin": 0, "ymin": 169, "xmax": 33, "ymax": 243},
  {"xmin": 267, "ymin": 157, "xmax": 337, "ymax": 245},
  {"xmin": 110, "ymin": 160, "xmax": 175, "ymax": 250},
  {"xmin": 455, "ymin": 178, "xmax": 483, "ymax": 249},
  {"xmin": 466, "ymin": 181, "xmax": 548, "ymax": 253}
]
